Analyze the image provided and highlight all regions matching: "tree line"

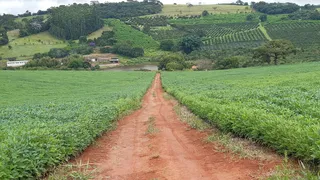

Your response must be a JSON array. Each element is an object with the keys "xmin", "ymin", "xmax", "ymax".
[
  {"xmin": 252, "ymin": 2, "xmax": 300, "ymax": 14},
  {"xmin": 49, "ymin": 4, "xmax": 103, "ymax": 40}
]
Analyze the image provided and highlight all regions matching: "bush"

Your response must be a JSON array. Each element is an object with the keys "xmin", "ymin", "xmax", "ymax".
[
  {"xmin": 112, "ymin": 43, "xmax": 144, "ymax": 58},
  {"xmin": 158, "ymin": 54, "xmax": 187, "ymax": 71},
  {"xmin": 160, "ymin": 40, "xmax": 174, "ymax": 51},
  {"xmin": 25, "ymin": 57, "xmax": 60, "ymax": 68},
  {"xmin": 48, "ymin": 48, "xmax": 69, "ymax": 58},
  {"xmin": 202, "ymin": 10, "xmax": 209, "ymax": 16},
  {"xmin": 215, "ymin": 56, "xmax": 241, "ymax": 69},
  {"xmin": 71, "ymin": 46, "xmax": 93, "ymax": 55},
  {"xmin": 100, "ymin": 47, "xmax": 112, "ymax": 53},
  {"xmin": 33, "ymin": 53, "xmax": 48, "ymax": 60}
]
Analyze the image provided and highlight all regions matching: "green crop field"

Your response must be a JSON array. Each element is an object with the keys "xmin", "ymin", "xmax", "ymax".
[
  {"xmin": 0, "ymin": 71, "xmax": 155, "ymax": 179},
  {"xmin": 105, "ymin": 19, "xmax": 159, "ymax": 51},
  {"xmin": 158, "ymin": 4, "xmax": 252, "ymax": 16},
  {"xmin": 265, "ymin": 22, "xmax": 320, "ymax": 47},
  {"xmin": 162, "ymin": 62, "xmax": 320, "ymax": 162},
  {"xmin": 0, "ymin": 31, "xmax": 66, "ymax": 59}
]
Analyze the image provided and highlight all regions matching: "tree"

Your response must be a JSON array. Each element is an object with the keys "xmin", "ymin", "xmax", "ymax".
[
  {"xmin": 180, "ymin": 35, "xmax": 203, "ymax": 54},
  {"xmin": 215, "ymin": 56, "xmax": 241, "ymax": 69},
  {"xmin": 79, "ymin": 36, "xmax": 88, "ymax": 44},
  {"xmin": 0, "ymin": 28, "xmax": 9, "ymax": 46},
  {"xmin": 202, "ymin": 10, "xmax": 209, "ymax": 16},
  {"xmin": 259, "ymin": 14, "xmax": 268, "ymax": 22},
  {"xmin": 158, "ymin": 54, "xmax": 187, "ymax": 71},
  {"xmin": 143, "ymin": 24, "xmax": 150, "ymax": 33},
  {"xmin": 8, "ymin": 45, "xmax": 12, "ymax": 50},
  {"xmin": 236, "ymin": 0, "xmax": 244, "ymax": 5},
  {"xmin": 246, "ymin": 14, "xmax": 256, "ymax": 21},
  {"xmin": 253, "ymin": 40, "xmax": 296, "ymax": 65},
  {"xmin": 160, "ymin": 40, "xmax": 174, "ymax": 51}
]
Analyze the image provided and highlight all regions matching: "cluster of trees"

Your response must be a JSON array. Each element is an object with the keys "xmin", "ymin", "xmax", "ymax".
[
  {"xmin": 94, "ymin": 31, "xmax": 117, "ymax": 46},
  {"xmin": 110, "ymin": 43, "xmax": 144, "ymax": 58},
  {"xmin": 19, "ymin": 16, "xmax": 49, "ymax": 37},
  {"xmin": 253, "ymin": 39, "xmax": 296, "ymax": 65},
  {"xmin": 27, "ymin": 54, "xmax": 99, "ymax": 70},
  {"xmin": 252, "ymin": 2, "xmax": 300, "ymax": 14},
  {"xmin": 49, "ymin": 4, "xmax": 103, "ymax": 40},
  {"xmin": 159, "ymin": 35, "xmax": 203, "ymax": 54},
  {"xmin": 158, "ymin": 54, "xmax": 189, "ymax": 71},
  {"xmin": 96, "ymin": 2, "xmax": 162, "ymax": 19},
  {"xmin": 288, "ymin": 10, "xmax": 320, "ymax": 20},
  {"xmin": 0, "ymin": 28, "xmax": 9, "ymax": 46},
  {"xmin": 0, "ymin": 14, "xmax": 17, "ymax": 31}
]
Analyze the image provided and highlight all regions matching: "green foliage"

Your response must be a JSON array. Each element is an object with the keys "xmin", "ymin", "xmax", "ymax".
[
  {"xmin": 162, "ymin": 62, "xmax": 320, "ymax": 163},
  {"xmin": 95, "ymin": 31, "xmax": 116, "ymax": 46},
  {"xmin": 0, "ymin": 14, "xmax": 17, "ymax": 31},
  {"xmin": 19, "ymin": 16, "xmax": 49, "ymax": 36},
  {"xmin": 259, "ymin": 14, "xmax": 268, "ymax": 22},
  {"xmin": 158, "ymin": 54, "xmax": 187, "ymax": 70},
  {"xmin": 252, "ymin": 2, "xmax": 300, "ymax": 14},
  {"xmin": 49, "ymin": 4, "xmax": 103, "ymax": 40},
  {"xmin": 0, "ymin": 28, "xmax": 9, "ymax": 46},
  {"xmin": 160, "ymin": 40, "xmax": 175, "ymax": 51},
  {"xmin": 112, "ymin": 43, "xmax": 144, "ymax": 58},
  {"xmin": 215, "ymin": 56, "xmax": 241, "ymax": 69},
  {"xmin": 48, "ymin": 48, "xmax": 69, "ymax": 58},
  {"xmin": 246, "ymin": 14, "xmax": 256, "ymax": 21},
  {"xmin": 0, "ymin": 71, "xmax": 155, "ymax": 179},
  {"xmin": 180, "ymin": 35, "xmax": 202, "ymax": 54},
  {"xmin": 253, "ymin": 40, "xmax": 296, "ymax": 65},
  {"xmin": 288, "ymin": 10, "xmax": 320, "ymax": 20},
  {"xmin": 25, "ymin": 57, "xmax": 60, "ymax": 68},
  {"xmin": 202, "ymin": 10, "xmax": 209, "ymax": 17},
  {"xmin": 79, "ymin": 36, "xmax": 88, "ymax": 44}
]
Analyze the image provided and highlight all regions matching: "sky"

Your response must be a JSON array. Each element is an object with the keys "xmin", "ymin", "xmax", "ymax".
[{"xmin": 0, "ymin": 0, "xmax": 319, "ymax": 15}]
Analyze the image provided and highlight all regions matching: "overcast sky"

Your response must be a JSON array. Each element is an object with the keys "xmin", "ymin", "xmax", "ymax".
[{"xmin": 0, "ymin": 0, "xmax": 319, "ymax": 15}]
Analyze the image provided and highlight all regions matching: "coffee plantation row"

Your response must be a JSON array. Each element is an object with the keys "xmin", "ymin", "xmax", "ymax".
[
  {"xmin": 0, "ymin": 71, "xmax": 155, "ymax": 179},
  {"xmin": 265, "ymin": 22, "xmax": 320, "ymax": 47},
  {"xmin": 162, "ymin": 62, "xmax": 320, "ymax": 163}
]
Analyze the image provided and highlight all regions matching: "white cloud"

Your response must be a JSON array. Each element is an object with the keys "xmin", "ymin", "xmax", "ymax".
[{"xmin": 0, "ymin": 0, "xmax": 318, "ymax": 15}]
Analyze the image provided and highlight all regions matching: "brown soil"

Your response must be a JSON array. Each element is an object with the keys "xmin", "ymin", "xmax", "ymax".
[{"xmin": 75, "ymin": 73, "xmax": 280, "ymax": 180}]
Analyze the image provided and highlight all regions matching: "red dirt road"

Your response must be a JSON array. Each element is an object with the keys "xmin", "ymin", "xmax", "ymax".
[{"xmin": 75, "ymin": 74, "xmax": 279, "ymax": 180}]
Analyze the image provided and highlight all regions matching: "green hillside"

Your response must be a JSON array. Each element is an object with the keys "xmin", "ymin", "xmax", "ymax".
[
  {"xmin": 0, "ymin": 31, "xmax": 66, "ymax": 59},
  {"xmin": 158, "ymin": 4, "xmax": 252, "ymax": 16}
]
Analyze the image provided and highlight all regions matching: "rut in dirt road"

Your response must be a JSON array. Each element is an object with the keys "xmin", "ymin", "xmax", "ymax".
[{"xmin": 75, "ymin": 73, "xmax": 279, "ymax": 180}]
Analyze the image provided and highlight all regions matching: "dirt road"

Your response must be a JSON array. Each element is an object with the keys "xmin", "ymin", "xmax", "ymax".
[{"xmin": 76, "ymin": 74, "xmax": 279, "ymax": 180}]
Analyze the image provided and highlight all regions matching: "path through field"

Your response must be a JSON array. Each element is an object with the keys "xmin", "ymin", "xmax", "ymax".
[{"xmin": 75, "ymin": 74, "xmax": 279, "ymax": 180}]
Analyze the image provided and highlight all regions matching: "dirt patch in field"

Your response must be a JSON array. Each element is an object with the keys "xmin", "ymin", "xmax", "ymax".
[{"xmin": 74, "ymin": 73, "xmax": 281, "ymax": 180}]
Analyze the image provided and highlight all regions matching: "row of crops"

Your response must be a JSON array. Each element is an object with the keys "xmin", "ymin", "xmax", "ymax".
[
  {"xmin": 203, "ymin": 29, "xmax": 267, "ymax": 45},
  {"xmin": 0, "ymin": 71, "xmax": 155, "ymax": 179},
  {"xmin": 201, "ymin": 41, "xmax": 264, "ymax": 50},
  {"xmin": 265, "ymin": 22, "xmax": 320, "ymax": 47},
  {"xmin": 184, "ymin": 22, "xmax": 259, "ymax": 37},
  {"xmin": 162, "ymin": 62, "xmax": 320, "ymax": 163}
]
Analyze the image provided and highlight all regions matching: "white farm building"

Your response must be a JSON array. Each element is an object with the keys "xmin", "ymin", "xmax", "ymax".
[{"xmin": 7, "ymin": 61, "xmax": 29, "ymax": 67}]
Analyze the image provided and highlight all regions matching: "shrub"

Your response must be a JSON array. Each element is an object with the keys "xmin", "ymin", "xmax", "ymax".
[
  {"xmin": 215, "ymin": 56, "xmax": 241, "ymax": 69},
  {"xmin": 160, "ymin": 40, "xmax": 174, "ymax": 51},
  {"xmin": 48, "ymin": 48, "xmax": 69, "ymax": 58},
  {"xmin": 158, "ymin": 54, "xmax": 187, "ymax": 71},
  {"xmin": 202, "ymin": 10, "xmax": 209, "ymax": 16}
]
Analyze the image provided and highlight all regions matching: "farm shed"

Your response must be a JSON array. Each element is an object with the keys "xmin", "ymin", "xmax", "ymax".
[
  {"xmin": 110, "ymin": 57, "xmax": 119, "ymax": 63},
  {"xmin": 7, "ymin": 60, "xmax": 29, "ymax": 67}
]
